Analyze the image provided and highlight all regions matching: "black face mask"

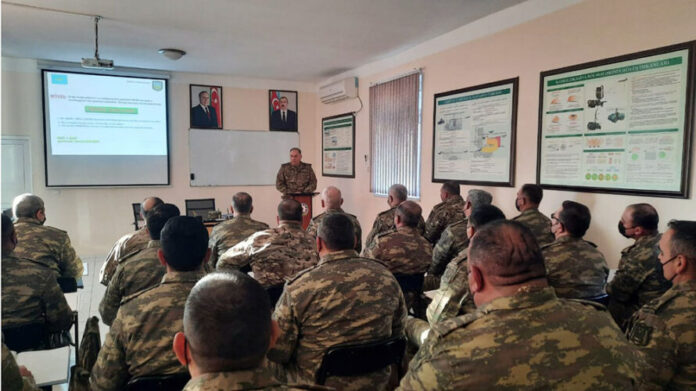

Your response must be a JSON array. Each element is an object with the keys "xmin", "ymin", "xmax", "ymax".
[
  {"xmin": 514, "ymin": 198, "xmax": 521, "ymax": 212},
  {"xmin": 618, "ymin": 221, "xmax": 630, "ymax": 238}
]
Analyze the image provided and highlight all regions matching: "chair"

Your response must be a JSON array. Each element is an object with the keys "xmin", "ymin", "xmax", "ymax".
[
  {"xmin": 126, "ymin": 373, "xmax": 191, "ymax": 391},
  {"xmin": 185, "ymin": 199, "xmax": 216, "ymax": 221},
  {"xmin": 315, "ymin": 336, "xmax": 407, "ymax": 385},
  {"xmin": 584, "ymin": 293, "xmax": 609, "ymax": 306},
  {"xmin": 132, "ymin": 203, "xmax": 144, "ymax": 230},
  {"xmin": 57, "ymin": 277, "xmax": 78, "ymax": 293},
  {"xmin": 394, "ymin": 273, "xmax": 425, "ymax": 317},
  {"xmin": 2, "ymin": 322, "xmax": 50, "ymax": 352}
]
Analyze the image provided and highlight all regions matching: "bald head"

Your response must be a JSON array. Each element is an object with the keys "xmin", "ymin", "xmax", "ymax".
[
  {"xmin": 12, "ymin": 193, "xmax": 44, "ymax": 219},
  {"xmin": 141, "ymin": 197, "xmax": 164, "ymax": 218},
  {"xmin": 322, "ymin": 186, "xmax": 343, "ymax": 210},
  {"xmin": 396, "ymin": 200, "xmax": 422, "ymax": 228}
]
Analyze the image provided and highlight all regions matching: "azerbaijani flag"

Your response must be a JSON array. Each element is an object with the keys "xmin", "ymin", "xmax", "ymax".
[
  {"xmin": 270, "ymin": 90, "xmax": 280, "ymax": 113},
  {"xmin": 210, "ymin": 87, "xmax": 221, "ymax": 127}
]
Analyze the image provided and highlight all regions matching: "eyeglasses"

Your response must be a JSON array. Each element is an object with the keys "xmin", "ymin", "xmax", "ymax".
[
  {"xmin": 550, "ymin": 213, "xmax": 560, "ymax": 222},
  {"xmin": 660, "ymin": 254, "xmax": 679, "ymax": 266}
]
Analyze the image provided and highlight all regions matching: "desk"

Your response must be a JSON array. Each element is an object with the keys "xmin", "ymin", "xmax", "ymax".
[{"xmin": 16, "ymin": 347, "xmax": 71, "ymax": 387}]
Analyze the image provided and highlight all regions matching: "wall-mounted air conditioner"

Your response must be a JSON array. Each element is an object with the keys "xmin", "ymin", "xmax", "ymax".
[{"xmin": 319, "ymin": 77, "xmax": 358, "ymax": 104}]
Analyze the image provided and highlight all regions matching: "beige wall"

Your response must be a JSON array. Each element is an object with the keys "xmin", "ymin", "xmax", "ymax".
[
  {"xmin": 1, "ymin": 58, "xmax": 317, "ymax": 256},
  {"xmin": 314, "ymin": 0, "xmax": 696, "ymax": 268}
]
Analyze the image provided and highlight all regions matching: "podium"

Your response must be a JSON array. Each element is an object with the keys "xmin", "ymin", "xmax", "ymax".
[{"xmin": 287, "ymin": 193, "xmax": 318, "ymax": 230}]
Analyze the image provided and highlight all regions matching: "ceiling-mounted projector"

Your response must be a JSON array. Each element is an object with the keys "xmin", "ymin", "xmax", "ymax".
[{"xmin": 82, "ymin": 16, "xmax": 114, "ymax": 70}]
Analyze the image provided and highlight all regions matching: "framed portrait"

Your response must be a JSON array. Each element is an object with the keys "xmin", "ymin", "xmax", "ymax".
[
  {"xmin": 269, "ymin": 90, "xmax": 298, "ymax": 132},
  {"xmin": 190, "ymin": 84, "xmax": 222, "ymax": 129},
  {"xmin": 322, "ymin": 113, "xmax": 355, "ymax": 178}
]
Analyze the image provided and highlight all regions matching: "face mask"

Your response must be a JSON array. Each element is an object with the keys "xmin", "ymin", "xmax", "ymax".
[
  {"xmin": 618, "ymin": 221, "xmax": 630, "ymax": 238},
  {"xmin": 661, "ymin": 255, "xmax": 678, "ymax": 282},
  {"xmin": 514, "ymin": 198, "xmax": 521, "ymax": 212}
]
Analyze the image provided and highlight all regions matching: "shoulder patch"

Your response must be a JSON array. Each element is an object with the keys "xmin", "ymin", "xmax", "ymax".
[
  {"xmin": 627, "ymin": 322, "xmax": 653, "ymax": 346},
  {"xmin": 431, "ymin": 311, "xmax": 482, "ymax": 337}
]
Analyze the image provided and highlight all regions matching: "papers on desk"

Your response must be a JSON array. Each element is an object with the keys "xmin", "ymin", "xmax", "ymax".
[
  {"xmin": 16, "ymin": 347, "xmax": 71, "ymax": 387},
  {"xmin": 83, "ymin": 262, "xmax": 88, "ymax": 276},
  {"xmin": 64, "ymin": 292, "xmax": 78, "ymax": 311}
]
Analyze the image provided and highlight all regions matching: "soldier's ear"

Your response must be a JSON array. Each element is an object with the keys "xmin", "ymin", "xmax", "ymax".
[
  {"xmin": 201, "ymin": 248, "xmax": 211, "ymax": 266},
  {"xmin": 321, "ymin": 199, "xmax": 326, "ymax": 208},
  {"xmin": 469, "ymin": 265, "xmax": 484, "ymax": 294},
  {"xmin": 157, "ymin": 248, "xmax": 167, "ymax": 266},
  {"xmin": 249, "ymin": 206, "xmax": 253, "ymax": 214},
  {"xmin": 316, "ymin": 237, "xmax": 324, "ymax": 253},
  {"xmin": 172, "ymin": 332, "xmax": 189, "ymax": 367}
]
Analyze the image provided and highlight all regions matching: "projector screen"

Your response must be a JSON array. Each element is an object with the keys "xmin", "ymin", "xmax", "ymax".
[{"xmin": 42, "ymin": 70, "xmax": 169, "ymax": 186}]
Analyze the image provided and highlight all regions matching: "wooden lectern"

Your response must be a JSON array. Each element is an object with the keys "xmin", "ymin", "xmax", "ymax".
[{"xmin": 287, "ymin": 193, "xmax": 318, "ymax": 230}]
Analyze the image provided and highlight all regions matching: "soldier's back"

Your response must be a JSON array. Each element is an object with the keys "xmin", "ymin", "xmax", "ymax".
[
  {"xmin": 13, "ymin": 217, "xmax": 82, "ymax": 278},
  {"xmin": 542, "ymin": 236, "xmax": 608, "ymax": 299},
  {"xmin": 99, "ymin": 228, "xmax": 150, "ymax": 285},
  {"xmin": 365, "ymin": 207, "xmax": 425, "ymax": 249},
  {"xmin": 307, "ymin": 209, "xmax": 362, "ymax": 252},
  {"xmin": 368, "ymin": 227, "xmax": 431, "ymax": 275},
  {"xmin": 430, "ymin": 219, "xmax": 469, "ymax": 277},
  {"xmin": 424, "ymin": 195, "xmax": 466, "ymax": 243},
  {"xmin": 209, "ymin": 216, "xmax": 269, "ymax": 268},
  {"xmin": 181, "ymin": 368, "xmax": 330, "ymax": 391},
  {"xmin": 512, "ymin": 209, "xmax": 555, "ymax": 247}
]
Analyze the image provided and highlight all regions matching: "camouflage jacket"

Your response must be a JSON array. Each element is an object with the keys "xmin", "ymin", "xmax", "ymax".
[
  {"xmin": 182, "ymin": 365, "xmax": 329, "ymax": 391},
  {"xmin": 268, "ymin": 249, "xmax": 407, "ymax": 391},
  {"xmin": 1, "ymin": 253, "xmax": 73, "ymax": 332},
  {"xmin": 607, "ymin": 234, "xmax": 671, "ymax": 327},
  {"xmin": 426, "ymin": 251, "xmax": 475, "ymax": 326},
  {"xmin": 626, "ymin": 280, "xmax": 696, "ymax": 390},
  {"xmin": 275, "ymin": 162, "xmax": 317, "ymax": 195},
  {"xmin": 398, "ymin": 286, "xmax": 642, "ymax": 390},
  {"xmin": 362, "ymin": 226, "xmax": 432, "ymax": 275},
  {"xmin": 13, "ymin": 217, "xmax": 83, "ymax": 279},
  {"xmin": 2, "ymin": 343, "xmax": 40, "ymax": 391},
  {"xmin": 99, "ymin": 227, "xmax": 150, "ymax": 286},
  {"xmin": 542, "ymin": 236, "xmax": 609, "ymax": 299},
  {"xmin": 430, "ymin": 219, "xmax": 469, "ymax": 276},
  {"xmin": 99, "ymin": 241, "xmax": 166, "ymax": 326},
  {"xmin": 208, "ymin": 215, "xmax": 269, "ymax": 268},
  {"xmin": 424, "ymin": 195, "xmax": 466, "ymax": 244},
  {"xmin": 90, "ymin": 270, "xmax": 205, "ymax": 391},
  {"xmin": 364, "ymin": 207, "xmax": 426, "ymax": 250},
  {"xmin": 512, "ymin": 208, "xmax": 555, "ymax": 247},
  {"xmin": 217, "ymin": 221, "xmax": 319, "ymax": 287},
  {"xmin": 306, "ymin": 208, "xmax": 362, "ymax": 253}
]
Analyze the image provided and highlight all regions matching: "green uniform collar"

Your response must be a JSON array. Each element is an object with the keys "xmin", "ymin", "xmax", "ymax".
[
  {"xmin": 161, "ymin": 270, "xmax": 204, "ymax": 284},
  {"xmin": 478, "ymin": 286, "xmax": 556, "ymax": 313},
  {"xmin": 320, "ymin": 249, "xmax": 359, "ymax": 265}
]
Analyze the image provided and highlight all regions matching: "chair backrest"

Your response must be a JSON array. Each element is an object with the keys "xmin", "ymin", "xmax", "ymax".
[
  {"xmin": 315, "ymin": 336, "xmax": 406, "ymax": 385},
  {"xmin": 57, "ymin": 277, "xmax": 78, "ymax": 293},
  {"xmin": 393, "ymin": 273, "xmax": 424, "ymax": 294},
  {"xmin": 126, "ymin": 373, "xmax": 191, "ymax": 391},
  {"xmin": 2, "ymin": 322, "xmax": 49, "ymax": 352},
  {"xmin": 185, "ymin": 199, "xmax": 216, "ymax": 220},
  {"xmin": 132, "ymin": 203, "xmax": 143, "ymax": 230},
  {"xmin": 584, "ymin": 293, "xmax": 609, "ymax": 306}
]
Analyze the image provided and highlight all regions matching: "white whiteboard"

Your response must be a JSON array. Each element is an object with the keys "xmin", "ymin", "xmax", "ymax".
[{"xmin": 189, "ymin": 129, "xmax": 299, "ymax": 186}]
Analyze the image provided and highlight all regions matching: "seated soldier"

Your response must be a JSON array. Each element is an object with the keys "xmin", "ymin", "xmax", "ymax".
[
  {"xmin": 2, "ymin": 342, "xmax": 40, "ymax": 390},
  {"xmin": 90, "ymin": 216, "xmax": 208, "ymax": 390},
  {"xmin": 11, "ymin": 193, "xmax": 83, "ymax": 279},
  {"xmin": 1, "ymin": 214, "xmax": 72, "ymax": 347},
  {"xmin": 543, "ymin": 200, "xmax": 608, "ymax": 299},
  {"xmin": 398, "ymin": 220, "xmax": 642, "ymax": 390},
  {"xmin": 173, "ymin": 272, "xmax": 324, "ymax": 390},
  {"xmin": 512, "ymin": 184, "xmax": 554, "ymax": 247},
  {"xmin": 99, "ymin": 203, "xmax": 180, "ymax": 326},
  {"xmin": 424, "ymin": 182, "xmax": 466, "ymax": 244},
  {"xmin": 208, "ymin": 192, "xmax": 269, "ymax": 269},
  {"xmin": 306, "ymin": 186, "xmax": 362, "ymax": 253},
  {"xmin": 364, "ymin": 184, "xmax": 425, "ymax": 249}
]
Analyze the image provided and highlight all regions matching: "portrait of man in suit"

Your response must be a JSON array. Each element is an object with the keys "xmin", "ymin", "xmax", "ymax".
[
  {"xmin": 190, "ymin": 86, "xmax": 222, "ymax": 129},
  {"xmin": 269, "ymin": 92, "xmax": 298, "ymax": 132}
]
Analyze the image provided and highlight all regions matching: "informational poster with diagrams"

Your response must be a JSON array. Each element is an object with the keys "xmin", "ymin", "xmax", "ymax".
[
  {"xmin": 322, "ymin": 113, "xmax": 355, "ymax": 177},
  {"xmin": 432, "ymin": 78, "xmax": 518, "ymax": 186},
  {"xmin": 538, "ymin": 43, "xmax": 694, "ymax": 197}
]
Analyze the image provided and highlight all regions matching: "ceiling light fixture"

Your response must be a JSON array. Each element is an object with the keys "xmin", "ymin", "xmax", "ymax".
[{"xmin": 158, "ymin": 48, "xmax": 186, "ymax": 60}]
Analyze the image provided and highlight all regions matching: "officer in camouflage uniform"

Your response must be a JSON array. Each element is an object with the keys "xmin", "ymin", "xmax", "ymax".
[
  {"xmin": 365, "ymin": 184, "xmax": 425, "ymax": 249},
  {"xmin": 424, "ymin": 182, "xmax": 466, "ymax": 244},
  {"xmin": 208, "ymin": 192, "xmax": 269, "ymax": 268},
  {"xmin": 398, "ymin": 220, "xmax": 642, "ymax": 390},
  {"xmin": 306, "ymin": 186, "xmax": 362, "ymax": 252},
  {"xmin": 543, "ymin": 200, "xmax": 608, "ymax": 299},
  {"xmin": 1, "ymin": 214, "xmax": 73, "ymax": 335},
  {"xmin": 511, "ymin": 184, "xmax": 554, "ymax": 247},
  {"xmin": 269, "ymin": 214, "xmax": 407, "ymax": 391},
  {"xmin": 217, "ymin": 199, "xmax": 318, "ymax": 289},
  {"xmin": 2, "ymin": 342, "xmax": 40, "ymax": 391},
  {"xmin": 173, "ymin": 272, "xmax": 326, "ymax": 391},
  {"xmin": 275, "ymin": 148, "xmax": 317, "ymax": 198},
  {"xmin": 407, "ymin": 205, "xmax": 504, "ymax": 348},
  {"xmin": 608, "ymin": 203, "xmax": 671, "ymax": 329},
  {"xmin": 99, "ymin": 203, "xmax": 179, "ymax": 326},
  {"xmin": 99, "ymin": 196, "xmax": 163, "ymax": 286},
  {"xmin": 11, "ymin": 193, "xmax": 83, "ymax": 279},
  {"xmin": 90, "ymin": 216, "xmax": 208, "ymax": 391},
  {"xmin": 626, "ymin": 220, "xmax": 696, "ymax": 389}
]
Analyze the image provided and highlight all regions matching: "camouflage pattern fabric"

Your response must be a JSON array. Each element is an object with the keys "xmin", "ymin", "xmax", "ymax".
[
  {"xmin": 217, "ymin": 222, "xmax": 319, "ymax": 288},
  {"xmin": 362, "ymin": 226, "xmax": 432, "ymax": 275},
  {"xmin": 98, "ymin": 241, "xmax": 166, "ymax": 326},
  {"xmin": 430, "ymin": 219, "xmax": 469, "ymax": 277},
  {"xmin": 626, "ymin": 280, "xmax": 696, "ymax": 390},
  {"xmin": 208, "ymin": 215, "xmax": 269, "ymax": 268},
  {"xmin": 268, "ymin": 249, "xmax": 407, "ymax": 391},
  {"xmin": 2, "ymin": 342, "xmax": 40, "ymax": 391},
  {"xmin": 306, "ymin": 208, "xmax": 362, "ymax": 253},
  {"xmin": 398, "ymin": 286, "xmax": 642, "ymax": 390},
  {"xmin": 364, "ymin": 207, "xmax": 426, "ymax": 250},
  {"xmin": 13, "ymin": 217, "xmax": 83, "ymax": 279},
  {"xmin": 425, "ymin": 251, "xmax": 475, "ymax": 325},
  {"xmin": 99, "ymin": 227, "xmax": 150, "ymax": 286},
  {"xmin": 275, "ymin": 162, "xmax": 317, "ymax": 196},
  {"xmin": 424, "ymin": 195, "xmax": 465, "ymax": 244},
  {"xmin": 90, "ymin": 270, "xmax": 205, "ymax": 391},
  {"xmin": 541, "ymin": 236, "xmax": 609, "ymax": 299},
  {"xmin": 1, "ymin": 254, "xmax": 73, "ymax": 332},
  {"xmin": 511, "ymin": 209, "xmax": 555, "ymax": 247},
  {"xmin": 607, "ymin": 233, "xmax": 671, "ymax": 328},
  {"xmin": 182, "ymin": 365, "xmax": 330, "ymax": 391}
]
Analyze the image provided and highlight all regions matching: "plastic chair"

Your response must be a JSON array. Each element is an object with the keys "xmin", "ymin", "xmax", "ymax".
[
  {"xmin": 315, "ymin": 336, "xmax": 406, "ymax": 385},
  {"xmin": 126, "ymin": 373, "xmax": 191, "ymax": 391}
]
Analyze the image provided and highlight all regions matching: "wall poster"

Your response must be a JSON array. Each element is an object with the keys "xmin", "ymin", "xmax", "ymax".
[
  {"xmin": 432, "ymin": 78, "xmax": 518, "ymax": 186},
  {"xmin": 537, "ymin": 41, "xmax": 695, "ymax": 198},
  {"xmin": 322, "ymin": 113, "xmax": 355, "ymax": 178}
]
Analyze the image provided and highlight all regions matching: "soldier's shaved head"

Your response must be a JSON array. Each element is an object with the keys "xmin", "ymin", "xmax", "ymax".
[
  {"xmin": 232, "ymin": 192, "xmax": 253, "ymax": 214},
  {"xmin": 468, "ymin": 205, "xmax": 505, "ymax": 229},
  {"xmin": 321, "ymin": 186, "xmax": 342, "ymax": 209},
  {"xmin": 12, "ymin": 193, "xmax": 44, "ymax": 219},
  {"xmin": 466, "ymin": 190, "xmax": 492, "ymax": 209},
  {"xmin": 469, "ymin": 220, "xmax": 546, "ymax": 287},
  {"xmin": 318, "ymin": 214, "xmax": 354, "ymax": 251},
  {"xmin": 277, "ymin": 199, "xmax": 302, "ymax": 222},
  {"xmin": 667, "ymin": 220, "xmax": 696, "ymax": 260},
  {"xmin": 160, "ymin": 216, "xmax": 208, "ymax": 271},
  {"xmin": 396, "ymin": 200, "xmax": 422, "ymax": 228},
  {"xmin": 183, "ymin": 272, "xmax": 272, "ymax": 372},
  {"xmin": 141, "ymin": 197, "xmax": 164, "ymax": 215},
  {"xmin": 441, "ymin": 181, "xmax": 460, "ymax": 196},
  {"xmin": 389, "ymin": 184, "xmax": 408, "ymax": 203},
  {"xmin": 146, "ymin": 203, "xmax": 180, "ymax": 240},
  {"xmin": 628, "ymin": 203, "xmax": 659, "ymax": 231}
]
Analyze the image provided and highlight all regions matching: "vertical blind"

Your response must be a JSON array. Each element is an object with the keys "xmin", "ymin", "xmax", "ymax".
[{"xmin": 370, "ymin": 72, "xmax": 422, "ymax": 197}]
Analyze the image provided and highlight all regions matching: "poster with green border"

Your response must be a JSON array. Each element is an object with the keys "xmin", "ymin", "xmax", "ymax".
[{"xmin": 322, "ymin": 113, "xmax": 355, "ymax": 178}]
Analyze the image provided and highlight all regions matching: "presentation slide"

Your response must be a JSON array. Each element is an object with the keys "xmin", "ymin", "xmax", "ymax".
[{"xmin": 43, "ymin": 70, "xmax": 169, "ymax": 186}]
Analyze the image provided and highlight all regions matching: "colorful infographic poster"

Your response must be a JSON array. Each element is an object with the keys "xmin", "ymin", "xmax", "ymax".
[{"xmin": 322, "ymin": 114, "xmax": 355, "ymax": 177}]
